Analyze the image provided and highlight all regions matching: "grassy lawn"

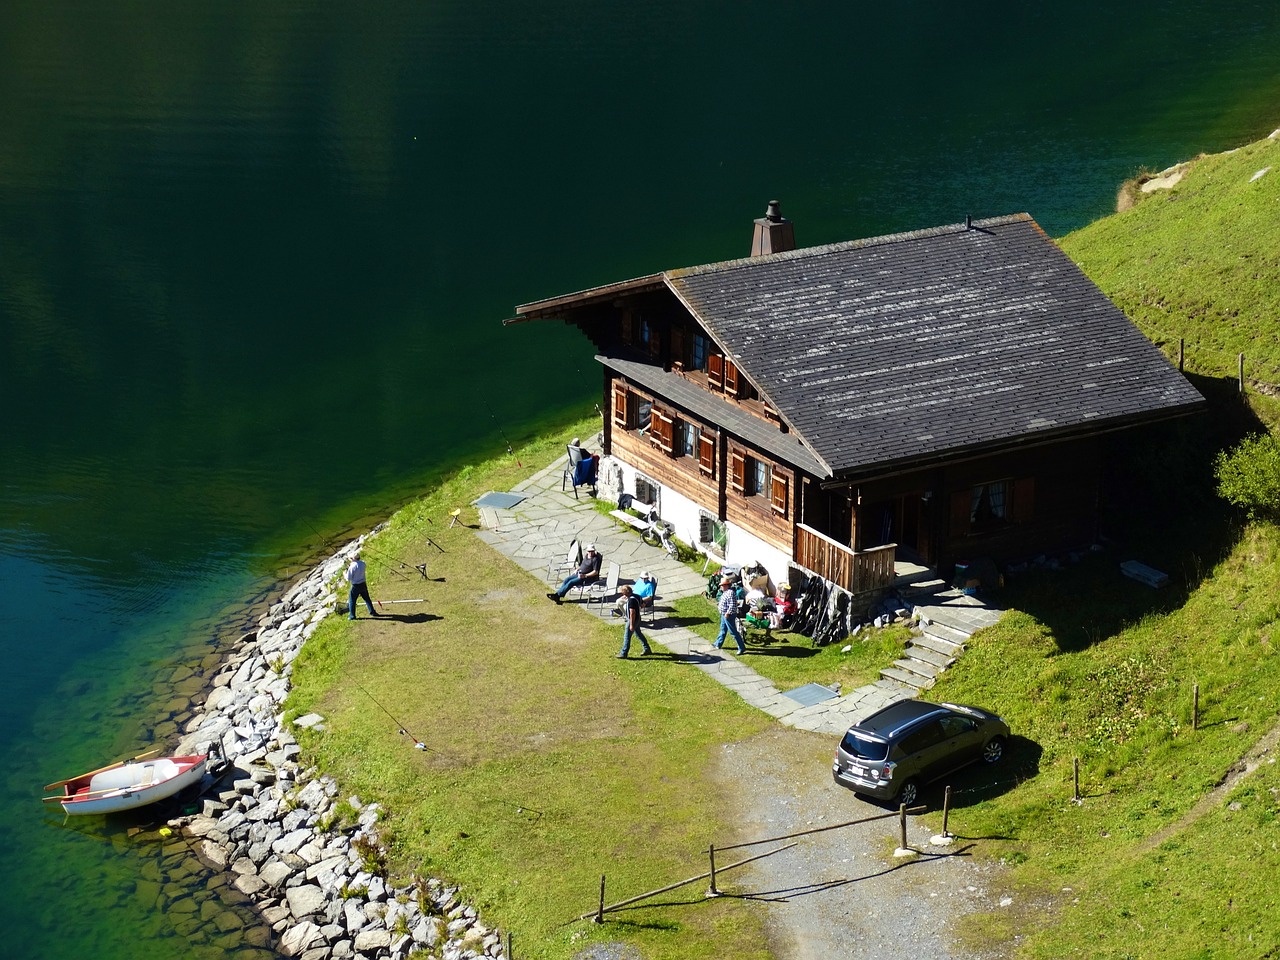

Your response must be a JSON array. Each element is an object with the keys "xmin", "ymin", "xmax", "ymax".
[{"xmin": 287, "ymin": 417, "xmax": 777, "ymax": 960}]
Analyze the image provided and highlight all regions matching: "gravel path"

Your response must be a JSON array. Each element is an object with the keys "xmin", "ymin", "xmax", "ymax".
[{"xmin": 714, "ymin": 727, "xmax": 1016, "ymax": 960}]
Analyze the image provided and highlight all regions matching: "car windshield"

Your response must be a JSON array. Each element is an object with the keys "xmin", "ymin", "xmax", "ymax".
[{"xmin": 840, "ymin": 730, "xmax": 888, "ymax": 762}]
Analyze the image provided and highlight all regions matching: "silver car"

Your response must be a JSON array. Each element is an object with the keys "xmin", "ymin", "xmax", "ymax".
[{"xmin": 832, "ymin": 699, "xmax": 1010, "ymax": 807}]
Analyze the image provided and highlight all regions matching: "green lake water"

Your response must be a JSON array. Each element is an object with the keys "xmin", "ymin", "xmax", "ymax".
[{"xmin": 2, "ymin": 1, "xmax": 1279, "ymax": 956}]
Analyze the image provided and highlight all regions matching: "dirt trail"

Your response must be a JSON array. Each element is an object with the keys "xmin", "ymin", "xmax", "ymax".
[{"xmin": 715, "ymin": 727, "xmax": 1017, "ymax": 960}]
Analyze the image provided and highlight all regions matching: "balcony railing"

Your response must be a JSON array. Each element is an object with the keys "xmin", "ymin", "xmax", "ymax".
[{"xmin": 795, "ymin": 523, "xmax": 896, "ymax": 596}]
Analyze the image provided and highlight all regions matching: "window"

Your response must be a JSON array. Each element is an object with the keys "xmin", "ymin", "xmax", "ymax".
[
  {"xmin": 699, "ymin": 513, "xmax": 727, "ymax": 553},
  {"xmin": 635, "ymin": 474, "xmax": 659, "ymax": 507},
  {"xmin": 693, "ymin": 333, "xmax": 710, "ymax": 372},
  {"xmin": 679, "ymin": 422, "xmax": 698, "ymax": 458},
  {"xmin": 970, "ymin": 481, "xmax": 1009, "ymax": 526},
  {"xmin": 636, "ymin": 398, "xmax": 653, "ymax": 435},
  {"xmin": 749, "ymin": 458, "xmax": 770, "ymax": 498},
  {"xmin": 950, "ymin": 477, "xmax": 1034, "ymax": 536}
]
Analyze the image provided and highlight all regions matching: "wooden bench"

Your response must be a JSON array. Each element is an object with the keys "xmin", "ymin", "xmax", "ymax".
[{"xmin": 609, "ymin": 509, "xmax": 649, "ymax": 532}]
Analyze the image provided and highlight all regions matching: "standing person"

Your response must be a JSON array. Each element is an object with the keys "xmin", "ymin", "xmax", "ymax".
[
  {"xmin": 345, "ymin": 550, "xmax": 378, "ymax": 620},
  {"xmin": 714, "ymin": 577, "xmax": 746, "ymax": 655},
  {"xmin": 616, "ymin": 584, "xmax": 653, "ymax": 659},
  {"xmin": 548, "ymin": 543, "xmax": 603, "ymax": 602}
]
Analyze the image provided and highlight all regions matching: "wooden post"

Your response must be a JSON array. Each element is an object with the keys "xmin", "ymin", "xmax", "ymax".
[
  {"xmin": 1192, "ymin": 682, "xmax": 1199, "ymax": 731},
  {"xmin": 1178, "ymin": 338, "xmax": 1185, "ymax": 372},
  {"xmin": 899, "ymin": 804, "xmax": 908, "ymax": 849},
  {"xmin": 1239, "ymin": 353, "xmax": 1245, "ymax": 394},
  {"xmin": 707, "ymin": 843, "xmax": 719, "ymax": 896},
  {"xmin": 942, "ymin": 785, "xmax": 953, "ymax": 837},
  {"xmin": 596, "ymin": 875, "xmax": 605, "ymax": 923},
  {"xmin": 1073, "ymin": 757, "xmax": 1080, "ymax": 802},
  {"xmin": 505, "ymin": 931, "xmax": 512, "ymax": 959}
]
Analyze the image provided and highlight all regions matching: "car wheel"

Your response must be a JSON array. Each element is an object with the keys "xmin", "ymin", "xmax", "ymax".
[
  {"xmin": 982, "ymin": 736, "xmax": 1007, "ymax": 764},
  {"xmin": 897, "ymin": 778, "xmax": 920, "ymax": 808}
]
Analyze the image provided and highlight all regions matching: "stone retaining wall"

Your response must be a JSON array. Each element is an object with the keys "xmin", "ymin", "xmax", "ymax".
[{"xmin": 171, "ymin": 528, "xmax": 504, "ymax": 960}]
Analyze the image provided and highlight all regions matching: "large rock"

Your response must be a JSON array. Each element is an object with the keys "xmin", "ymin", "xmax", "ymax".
[
  {"xmin": 285, "ymin": 883, "xmax": 327, "ymax": 919},
  {"xmin": 353, "ymin": 928, "xmax": 392, "ymax": 953},
  {"xmin": 279, "ymin": 920, "xmax": 323, "ymax": 956}
]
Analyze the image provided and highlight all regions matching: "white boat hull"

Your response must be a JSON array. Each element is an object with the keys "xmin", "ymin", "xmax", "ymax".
[{"xmin": 57, "ymin": 755, "xmax": 208, "ymax": 815}]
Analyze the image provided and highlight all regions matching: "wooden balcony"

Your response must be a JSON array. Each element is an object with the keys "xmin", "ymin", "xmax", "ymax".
[{"xmin": 795, "ymin": 523, "xmax": 896, "ymax": 596}]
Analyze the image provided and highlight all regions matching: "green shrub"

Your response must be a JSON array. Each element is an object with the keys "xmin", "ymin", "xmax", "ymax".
[{"xmin": 1214, "ymin": 432, "xmax": 1280, "ymax": 521}]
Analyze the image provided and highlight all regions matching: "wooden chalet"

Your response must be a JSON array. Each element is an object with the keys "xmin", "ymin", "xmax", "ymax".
[{"xmin": 510, "ymin": 205, "xmax": 1205, "ymax": 597}]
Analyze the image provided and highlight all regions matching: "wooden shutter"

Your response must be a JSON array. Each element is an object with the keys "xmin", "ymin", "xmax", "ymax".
[
  {"xmin": 647, "ymin": 326, "xmax": 661, "ymax": 359},
  {"xmin": 729, "ymin": 448, "xmax": 746, "ymax": 493},
  {"xmin": 1011, "ymin": 477, "xmax": 1035, "ymax": 523},
  {"xmin": 697, "ymin": 433, "xmax": 716, "ymax": 477},
  {"xmin": 949, "ymin": 490, "xmax": 971, "ymax": 536},
  {"xmin": 707, "ymin": 354, "xmax": 724, "ymax": 390},
  {"xmin": 650, "ymin": 407, "xmax": 675, "ymax": 455},
  {"xmin": 669, "ymin": 325, "xmax": 685, "ymax": 368},
  {"xmin": 770, "ymin": 472, "xmax": 789, "ymax": 517},
  {"xmin": 724, "ymin": 359, "xmax": 740, "ymax": 397},
  {"xmin": 612, "ymin": 383, "xmax": 629, "ymax": 427}
]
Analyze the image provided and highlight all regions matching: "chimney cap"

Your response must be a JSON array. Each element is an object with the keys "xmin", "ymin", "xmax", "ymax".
[{"xmin": 765, "ymin": 200, "xmax": 785, "ymax": 223}]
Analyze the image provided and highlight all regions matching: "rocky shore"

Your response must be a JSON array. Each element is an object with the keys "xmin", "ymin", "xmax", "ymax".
[{"xmin": 167, "ymin": 530, "xmax": 505, "ymax": 960}]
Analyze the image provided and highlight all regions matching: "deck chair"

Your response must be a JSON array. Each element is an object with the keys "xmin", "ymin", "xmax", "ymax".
[
  {"xmin": 583, "ymin": 561, "xmax": 620, "ymax": 607},
  {"xmin": 561, "ymin": 444, "xmax": 597, "ymax": 499},
  {"xmin": 546, "ymin": 539, "xmax": 581, "ymax": 584}
]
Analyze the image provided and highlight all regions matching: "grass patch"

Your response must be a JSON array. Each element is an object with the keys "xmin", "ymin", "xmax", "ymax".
[{"xmin": 668, "ymin": 594, "xmax": 908, "ymax": 692}]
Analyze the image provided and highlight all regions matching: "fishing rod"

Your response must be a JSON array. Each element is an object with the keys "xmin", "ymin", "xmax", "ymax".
[
  {"xmin": 344, "ymin": 672, "xmax": 434, "ymax": 753},
  {"xmin": 482, "ymin": 397, "xmax": 522, "ymax": 467}
]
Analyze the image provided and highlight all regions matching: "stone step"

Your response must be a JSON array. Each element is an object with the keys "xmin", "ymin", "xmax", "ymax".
[
  {"xmin": 891, "ymin": 656, "xmax": 938, "ymax": 681},
  {"xmin": 901, "ymin": 643, "xmax": 954, "ymax": 669},
  {"xmin": 912, "ymin": 630, "xmax": 964, "ymax": 658},
  {"xmin": 897, "ymin": 577, "xmax": 949, "ymax": 599},
  {"xmin": 880, "ymin": 665, "xmax": 934, "ymax": 690},
  {"xmin": 919, "ymin": 620, "xmax": 971, "ymax": 648}
]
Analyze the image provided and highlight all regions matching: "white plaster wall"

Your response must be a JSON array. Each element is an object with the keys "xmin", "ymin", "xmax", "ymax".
[{"xmin": 612, "ymin": 457, "xmax": 791, "ymax": 591}]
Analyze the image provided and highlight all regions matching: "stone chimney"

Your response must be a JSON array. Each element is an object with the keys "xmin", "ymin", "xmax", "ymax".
[{"xmin": 750, "ymin": 200, "xmax": 796, "ymax": 256}]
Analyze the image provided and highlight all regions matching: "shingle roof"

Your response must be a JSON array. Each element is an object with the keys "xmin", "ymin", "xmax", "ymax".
[{"xmin": 665, "ymin": 214, "xmax": 1204, "ymax": 478}]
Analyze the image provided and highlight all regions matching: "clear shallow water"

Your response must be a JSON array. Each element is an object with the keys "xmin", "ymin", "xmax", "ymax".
[{"xmin": 3, "ymin": 1, "xmax": 1280, "ymax": 956}]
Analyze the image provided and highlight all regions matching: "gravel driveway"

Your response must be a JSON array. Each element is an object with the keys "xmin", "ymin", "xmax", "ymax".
[{"xmin": 714, "ymin": 726, "xmax": 1017, "ymax": 960}]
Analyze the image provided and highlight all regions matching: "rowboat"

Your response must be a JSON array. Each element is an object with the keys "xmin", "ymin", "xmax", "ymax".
[{"xmin": 43, "ymin": 750, "xmax": 208, "ymax": 815}]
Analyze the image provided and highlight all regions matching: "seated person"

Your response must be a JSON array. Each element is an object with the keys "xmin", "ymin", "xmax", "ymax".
[
  {"xmin": 548, "ymin": 543, "xmax": 602, "ymax": 602},
  {"xmin": 767, "ymin": 583, "xmax": 797, "ymax": 629},
  {"xmin": 633, "ymin": 570, "xmax": 657, "ymax": 611}
]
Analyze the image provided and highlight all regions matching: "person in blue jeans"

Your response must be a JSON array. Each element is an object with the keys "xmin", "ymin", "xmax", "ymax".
[
  {"xmin": 616, "ymin": 585, "xmax": 653, "ymax": 659},
  {"xmin": 345, "ymin": 551, "xmax": 379, "ymax": 619},
  {"xmin": 548, "ymin": 544, "xmax": 602, "ymax": 602},
  {"xmin": 714, "ymin": 578, "xmax": 745, "ymax": 654}
]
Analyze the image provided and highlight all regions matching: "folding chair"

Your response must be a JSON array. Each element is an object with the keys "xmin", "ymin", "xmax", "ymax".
[
  {"xmin": 637, "ymin": 578, "xmax": 659, "ymax": 624},
  {"xmin": 583, "ymin": 561, "xmax": 620, "ymax": 607},
  {"xmin": 547, "ymin": 539, "xmax": 581, "ymax": 584},
  {"xmin": 561, "ymin": 444, "xmax": 597, "ymax": 499}
]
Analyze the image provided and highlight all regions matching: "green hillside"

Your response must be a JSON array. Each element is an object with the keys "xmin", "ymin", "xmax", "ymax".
[
  {"xmin": 929, "ymin": 129, "xmax": 1280, "ymax": 958},
  {"xmin": 1060, "ymin": 130, "xmax": 1280, "ymax": 391}
]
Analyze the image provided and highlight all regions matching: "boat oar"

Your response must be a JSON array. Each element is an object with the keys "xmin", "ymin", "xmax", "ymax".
[
  {"xmin": 375, "ymin": 598, "xmax": 427, "ymax": 608},
  {"xmin": 42, "ymin": 784, "xmax": 133, "ymax": 802},
  {"xmin": 42, "ymin": 748, "xmax": 160, "ymax": 792}
]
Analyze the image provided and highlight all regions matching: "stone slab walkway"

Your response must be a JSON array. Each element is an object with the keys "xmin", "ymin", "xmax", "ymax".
[{"xmin": 471, "ymin": 456, "xmax": 959, "ymax": 736}]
